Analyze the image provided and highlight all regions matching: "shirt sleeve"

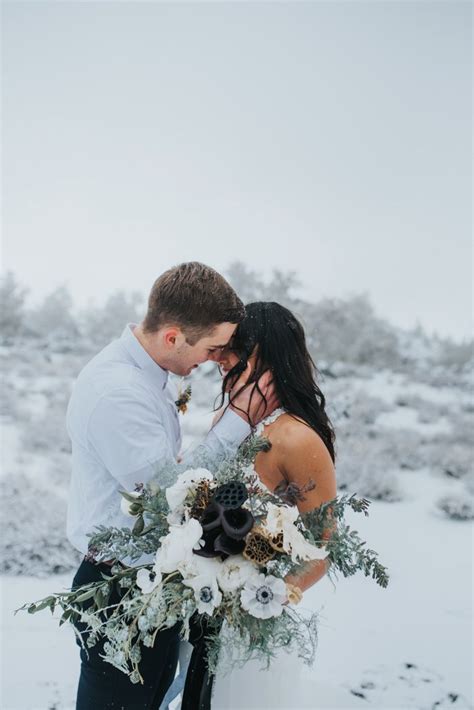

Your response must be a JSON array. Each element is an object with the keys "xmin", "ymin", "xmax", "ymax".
[
  {"xmin": 181, "ymin": 409, "xmax": 251, "ymax": 468},
  {"xmin": 86, "ymin": 387, "xmax": 176, "ymax": 490},
  {"xmin": 87, "ymin": 389, "xmax": 251, "ymax": 489}
]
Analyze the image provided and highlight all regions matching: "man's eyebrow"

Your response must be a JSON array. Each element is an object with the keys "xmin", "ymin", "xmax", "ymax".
[{"xmin": 209, "ymin": 343, "xmax": 228, "ymax": 349}]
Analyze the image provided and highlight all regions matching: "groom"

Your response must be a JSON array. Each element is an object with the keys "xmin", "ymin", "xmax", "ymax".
[{"xmin": 66, "ymin": 262, "xmax": 277, "ymax": 710}]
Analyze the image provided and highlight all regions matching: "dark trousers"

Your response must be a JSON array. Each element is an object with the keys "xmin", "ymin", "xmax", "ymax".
[{"xmin": 72, "ymin": 559, "xmax": 180, "ymax": 710}]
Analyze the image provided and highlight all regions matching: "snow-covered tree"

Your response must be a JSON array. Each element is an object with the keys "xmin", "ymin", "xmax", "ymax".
[
  {"xmin": 302, "ymin": 293, "xmax": 401, "ymax": 367},
  {"xmin": 80, "ymin": 290, "xmax": 144, "ymax": 347},
  {"xmin": 225, "ymin": 261, "xmax": 267, "ymax": 304},
  {"xmin": 0, "ymin": 271, "xmax": 28, "ymax": 341},
  {"xmin": 28, "ymin": 286, "xmax": 79, "ymax": 343}
]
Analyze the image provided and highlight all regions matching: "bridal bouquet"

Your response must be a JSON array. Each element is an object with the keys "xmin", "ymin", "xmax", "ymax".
[{"xmin": 19, "ymin": 437, "xmax": 389, "ymax": 684}]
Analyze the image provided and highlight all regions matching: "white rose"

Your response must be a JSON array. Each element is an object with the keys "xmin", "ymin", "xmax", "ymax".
[
  {"xmin": 217, "ymin": 556, "xmax": 257, "ymax": 594},
  {"xmin": 155, "ymin": 518, "xmax": 204, "ymax": 574}
]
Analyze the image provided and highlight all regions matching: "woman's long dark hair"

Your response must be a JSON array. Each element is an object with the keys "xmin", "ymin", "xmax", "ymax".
[{"xmin": 217, "ymin": 301, "xmax": 336, "ymax": 463}]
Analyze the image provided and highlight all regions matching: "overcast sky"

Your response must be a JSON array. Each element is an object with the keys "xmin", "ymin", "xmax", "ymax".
[{"xmin": 2, "ymin": 1, "xmax": 471, "ymax": 340}]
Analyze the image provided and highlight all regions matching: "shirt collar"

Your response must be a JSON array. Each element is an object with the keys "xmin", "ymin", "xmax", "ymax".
[{"xmin": 120, "ymin": 323, "xmax": 169, "ymax": 390}]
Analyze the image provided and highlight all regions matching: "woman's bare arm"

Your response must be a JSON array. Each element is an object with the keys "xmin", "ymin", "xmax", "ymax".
[{"xmin": 278, "ymin": 423, "xmax": 337, "ymax": 594}]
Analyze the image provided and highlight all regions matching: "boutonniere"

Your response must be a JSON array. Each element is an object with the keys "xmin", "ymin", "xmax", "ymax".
[{"xmin": 175, "ymin": 381, "xmax": 192, "ymax": 414}]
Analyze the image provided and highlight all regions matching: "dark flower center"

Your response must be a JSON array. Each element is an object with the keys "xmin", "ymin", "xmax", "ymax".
[
  {"xmin": 199, "ymin": 586, "xmax": 213, "ymax": 603},
  {"xmin": 256, "ymin": 585, "xmax": 273, "ymax": 604}
]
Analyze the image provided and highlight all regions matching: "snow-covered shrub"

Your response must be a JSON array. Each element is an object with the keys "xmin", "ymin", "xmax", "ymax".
[
  {"xmin": 335, "ymin": 436, "xmax": 404, "ymax": 502},
  {"xmin": 394, "ymin": 394, "xmax": 448, "ymax": 425},
  {"xmin": 21, "ymin": 389, "xmax": 71, "ymax": 455},
  {"xmin": 329, "ymin": 389, "xmax": 393, "ymax": 429},
  {"xmin": 0, "ymin": 473, "xmax": 81, "ymax": 576},
  {"xmin": 376, "ymin": 428, "xmax": 428, "ymax": 472},
  {"xmin": 1, "ymin": 380, "xmax": 21, "ymax": 419},
  {"xmin": 424, "ymin": 441, "xmax": 473, "ymax": 481},
  {"xmin": 436, "ymin": 494, "xmax": 474, "ymax": 521},
  {"xmin": 435, "ymin": 338, "xmax": 473, "ymax": 373},
  {"xmin": 357, "ymin": 468, "xmax": 404, "ymax": 502}
]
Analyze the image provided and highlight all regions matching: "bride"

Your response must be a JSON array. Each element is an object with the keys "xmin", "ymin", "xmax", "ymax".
[{"xmin": 209, "ymin": 301, "xmax": 338, "ymax": 709}]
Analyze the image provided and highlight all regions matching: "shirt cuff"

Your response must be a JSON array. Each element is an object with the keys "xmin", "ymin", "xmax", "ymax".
[{"xmin": 210, "ymin": 408, "xmax": 251, "ymax": 448}]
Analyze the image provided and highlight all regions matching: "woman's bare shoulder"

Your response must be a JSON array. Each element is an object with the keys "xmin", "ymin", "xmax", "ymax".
[{"xmin": 271, "ymin": 413, "xmax": 328, "ymax": 448}]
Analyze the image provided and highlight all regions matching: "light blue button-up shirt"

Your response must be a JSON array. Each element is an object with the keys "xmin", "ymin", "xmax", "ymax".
[{"xmin": 66, "ymin": 323, "xmax": 250, "ymax": 557}]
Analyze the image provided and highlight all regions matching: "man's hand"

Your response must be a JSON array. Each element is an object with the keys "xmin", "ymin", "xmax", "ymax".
[{"xmin": 229, "ymin": 364, "xmax": 280, "ymax": 427}]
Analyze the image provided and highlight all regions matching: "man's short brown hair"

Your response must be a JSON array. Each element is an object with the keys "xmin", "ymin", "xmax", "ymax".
[{"xmin": 143, "ymin": 262, "xmax": 245, "ymax": 344}]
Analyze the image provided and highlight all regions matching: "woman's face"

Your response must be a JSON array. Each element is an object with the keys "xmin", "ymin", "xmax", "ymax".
[
  {"xmin": 217, "ymin": 344, "xmax": 259, "ymax": 391},
  {"xmin": 217, "ymin": 345, "xmax": 241, "ymax": 376}
]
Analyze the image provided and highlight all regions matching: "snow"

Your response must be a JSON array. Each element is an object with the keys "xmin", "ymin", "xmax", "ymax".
[
  {"xmin": 1, "ymin": 341, "xmax": 472, "ymax": 709},
  {"xmin": 375, "ymin": 407, "xmax": 452, "ymax": 436},
  {"xmin": 2, "ymin": 481, "xmax": 472, "ymax": 709}
]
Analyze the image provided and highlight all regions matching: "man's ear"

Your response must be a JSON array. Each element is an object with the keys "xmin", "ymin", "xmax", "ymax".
[{"xmin": 163, "ymin": 327, "xmax": 184, "ymax": 348}]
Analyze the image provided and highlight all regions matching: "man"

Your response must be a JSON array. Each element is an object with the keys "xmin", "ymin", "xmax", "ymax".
[{"xmin": 66, "ymin": 262, "xmax": 277, "ymax": 709}]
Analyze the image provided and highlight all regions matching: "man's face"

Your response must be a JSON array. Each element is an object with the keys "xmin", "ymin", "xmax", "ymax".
[{"xmin": 169, "ymin": 322, "xmax": 237, "ymax": 376}]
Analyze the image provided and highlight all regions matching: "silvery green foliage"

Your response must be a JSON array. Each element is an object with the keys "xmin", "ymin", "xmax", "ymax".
[
  {"xmin": 436, "ymin": 494, "xmax": 474, "ymax": 521},
  {"xmin": 207, "ymin": 607, "xmax": 319, "ymax": 676}
]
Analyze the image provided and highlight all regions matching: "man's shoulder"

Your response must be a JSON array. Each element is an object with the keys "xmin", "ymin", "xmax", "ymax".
[
  {"xmin": 76, "ymin": 340, "xmax": 141, "ymax": 394},
  {"xmin": 68, "ymin": 339, "xmax": 152, "ymax": 427}
]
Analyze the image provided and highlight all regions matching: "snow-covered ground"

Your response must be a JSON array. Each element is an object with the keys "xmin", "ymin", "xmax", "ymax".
[{"xmin": 1, "ymin": 348, "xmax": 472, "ymax": 709}]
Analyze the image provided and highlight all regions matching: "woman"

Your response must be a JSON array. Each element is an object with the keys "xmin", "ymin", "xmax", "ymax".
[{"xmin": 210, "ymin": 301, "xmax": 337, "ymax": 709}]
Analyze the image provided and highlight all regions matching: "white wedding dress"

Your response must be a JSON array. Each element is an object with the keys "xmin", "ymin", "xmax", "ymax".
[{"xmin": 211, "ymin": 409, "xmax": 325, "ymax": 710}]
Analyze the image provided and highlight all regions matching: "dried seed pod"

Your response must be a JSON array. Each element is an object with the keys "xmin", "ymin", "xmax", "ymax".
[
  {"xmin": 190, "ymin": 479, "xmax": 212, "ymax": 519},
  {"xmin": 268, "ymin": 531, "xmax": 285, "ymax": 553},
  {"xmin": 214, "ymin": 481, "xmax": 248, "ymax": 510},
  {"xmin": 243, "ymin": 528, "xmax": 275, "ymax": 565}
]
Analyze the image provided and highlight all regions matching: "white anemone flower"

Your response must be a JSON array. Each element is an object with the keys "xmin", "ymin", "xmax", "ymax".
[
  {"xmin": 165, "ymin": 468, "xmax": 214, "ymax": 512},
  {"xmin": 154, "ymin": 518, "xmax": 204, "ymax": 574},
  {"xmin": 217, "ymin": 556, "xmax": 257, "ymax": 594},
  {"xmin": 265, "ymin": 503, "xmax": 329, "ymax": 563},
  {"xmin": 183, "ymin": 574, "xmax": 222, "ymax": 615},
  {"xmin": 120, "ymin": 491, "xmax": 141, "ymax": 518},
  {"xmin": 240, "ymin": 573, "xmax": 287, "ymax": 619},
  {"xmin": 136, "ymin": 567, "xmax": 162, "ymax": 594}
]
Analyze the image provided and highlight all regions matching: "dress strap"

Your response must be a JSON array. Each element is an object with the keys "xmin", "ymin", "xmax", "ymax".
[{"xmin": 254, "ymin": 407, "xmax": 286, "ymax": 437}]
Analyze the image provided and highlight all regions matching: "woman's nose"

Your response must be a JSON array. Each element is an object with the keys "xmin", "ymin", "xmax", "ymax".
[
  {"xmin": 209, "ymin": 349, "xmax": 224, "ymax": 363},
  {"xmin": 215, "ymin": 350, "xmax": 228, "ymax": 366}
]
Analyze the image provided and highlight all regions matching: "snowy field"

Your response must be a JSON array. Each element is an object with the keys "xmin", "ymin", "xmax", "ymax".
[{"xmin": 1, "ymin": 336, "xmax": 473, "ymax": 709}]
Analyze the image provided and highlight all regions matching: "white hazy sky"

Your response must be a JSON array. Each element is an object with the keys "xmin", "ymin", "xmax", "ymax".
[{"xmin": 2, "ymin": 1, "xmax": 472, "ymax": 340}]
